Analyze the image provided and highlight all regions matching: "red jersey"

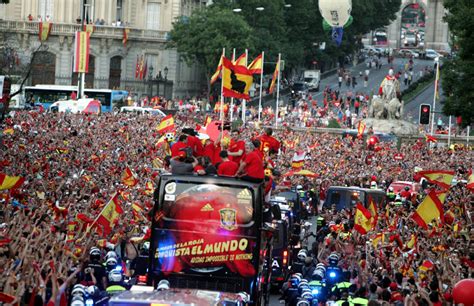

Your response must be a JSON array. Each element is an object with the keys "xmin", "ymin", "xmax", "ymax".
[
  {"xmin": 244, "ymin": 149, "xmax": 264, "ymax": 179},
  {"xmin": 217, "ymin": 160, "xmax": 239, "ymax": 177},
  {"xmin": 228, "ymin": 139, "xmax": 245, "ymax": 164},
  {"xmin": 259, "ymin": 134, "xmax": 280, "ymax": 153},
  {"xmin": 171, "ymin": 141, "xmax": 189, "ymax": 158},
  {"xmin": 187, "ymin": 135, "xmax": 203, "ymax": 157}
]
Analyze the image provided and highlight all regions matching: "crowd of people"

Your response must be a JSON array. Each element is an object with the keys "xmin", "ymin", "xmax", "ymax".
[{"xmin": 0, "ymin": 106, "xmax": 472, "ymax": 305}]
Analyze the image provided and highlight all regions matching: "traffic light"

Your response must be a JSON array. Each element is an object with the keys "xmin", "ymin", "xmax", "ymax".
[{"xmin": 419, "ymin": 104, "xmax": 431, "ymax": 125}]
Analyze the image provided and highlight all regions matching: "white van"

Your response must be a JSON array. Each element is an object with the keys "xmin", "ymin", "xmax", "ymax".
[
  {"xmin": 120, "ymin": 106, "xmax": 166, "ymax": 117},
  {"xmin": 49, "ymin": 98, "xmax": 101, "ymax": 114}
]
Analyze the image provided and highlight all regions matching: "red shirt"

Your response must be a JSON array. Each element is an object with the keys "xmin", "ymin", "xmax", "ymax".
[
  {"xmin": 203, "ymin": 141, "xmax": 216, "ymax": 164},
  {"xmin": 244, "ymin": 149, "xmax": 264, "ymax": 179},
  {"xmin": 217, "ymin": 160, "xmax": 239, "ymax": 177},
  {"xmin": 259, "ymin": 134, "xmax": 280, "ymax": 153},
  {"xmin": 187, "ymin": 135, "xmax": 203, "ymax": 157},
  {"xmin": 228, "ymin": 139, "xmax": 245, "ymax": 164},
  {"xmin": 171, "ymin": 141, "xmax": 189, "ymax": 157}
]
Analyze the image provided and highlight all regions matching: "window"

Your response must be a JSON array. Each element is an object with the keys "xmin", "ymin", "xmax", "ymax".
[
  {"xmin": 38, "ymin": 0, "xmax": 54, "ymax": 20},
  {"xmin": 146, "ymin": 2, "xmax": 161, "ymax": 30},
  {"xmin": 116, "ymin": 0, "xmax": 123, "ymax": 22}
]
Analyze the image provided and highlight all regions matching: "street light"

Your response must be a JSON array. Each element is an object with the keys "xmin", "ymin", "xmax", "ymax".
[
  {"xmin": 163, "ymin": 66, "xmax": 169, "ymax": 98},
  {"xmin": 256, "ymin": 7, "xmax": 264, "ymax": 11},
  {"xmin": 164, "ymin": 66, "xmax": 168, "ymax": 80},
  {"xmin": 232, "ymin": 8, "xmax": 242, "ymax": 12},
  {"xmin": 148, "ymin": 65, "xmax": 154, "ymax": 97},
  {"xmin": 284, "ymin": 4, "xmax": 292, "ymax": 8}
]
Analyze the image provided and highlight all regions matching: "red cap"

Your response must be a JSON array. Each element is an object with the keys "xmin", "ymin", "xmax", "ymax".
[{"xmin": 390, "ymin": 282, "xmax": 398, "ymax": 290}]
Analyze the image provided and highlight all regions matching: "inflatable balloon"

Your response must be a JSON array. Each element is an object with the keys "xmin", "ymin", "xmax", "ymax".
[
  {"xmin": 319, "ymin": 0, "xmax": 352, "ymax": 27},
  {"xmin": 452, "ymin": 279, "xmax": 474, "ymax": 305},
  {"xmin": 319, "ymin": 0, "xmax": 353, "ymax": 46}
]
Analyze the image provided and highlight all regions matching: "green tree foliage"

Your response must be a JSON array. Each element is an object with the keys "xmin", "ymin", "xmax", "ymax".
[
  {"xmin": 441, "ymin": 0, "xmax": 474, "ymax": 126},
  {"xmin": 167, "ymin": 3, "xmax": 255, "ymax": 79}
]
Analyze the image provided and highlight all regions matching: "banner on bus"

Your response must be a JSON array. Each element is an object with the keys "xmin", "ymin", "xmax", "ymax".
[
  {"xmin": 74, "ymin": 31, "xmax": 90, "ymax": 73},
  {"xmin": 152, "ymin": 183, "xmax": 257, "ymax": 278}
]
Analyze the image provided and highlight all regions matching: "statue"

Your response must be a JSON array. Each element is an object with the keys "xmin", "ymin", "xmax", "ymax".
[{"xmin": 368, "ymin": 69, "xmax": 403, "ymax": 120}]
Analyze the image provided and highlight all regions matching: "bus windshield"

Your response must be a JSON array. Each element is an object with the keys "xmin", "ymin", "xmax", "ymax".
[{"xmin": 149, "ymin": 176, "xmax": 269, "ymax": 299}]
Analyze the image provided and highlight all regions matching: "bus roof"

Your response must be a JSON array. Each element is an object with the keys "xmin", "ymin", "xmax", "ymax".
[
  {"xmin": 158, "ymin": 174, "xmax": 262, "ymax": 190},
  {"xmin": 24, "ymin": 85, "xmax": 123, "ymax": 93},
  {"xmin": 326, "ymin": 186, "xmax": 386, "ymax": 194}
]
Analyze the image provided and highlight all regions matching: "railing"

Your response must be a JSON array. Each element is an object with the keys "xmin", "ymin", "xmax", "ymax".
[{"xmin": 0, "ymin": 20, "xmax": 168, "ymax": 42}]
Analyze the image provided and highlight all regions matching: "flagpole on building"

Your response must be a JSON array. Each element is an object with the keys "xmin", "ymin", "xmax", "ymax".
[
  {"xmin": 447, "ymin": 115, "xmax": 452, "ymax": 147},
  {"xmin": 78, "ymin": 0, "xmax": 86, "ymax": 98},
  {"xmin": 430, "ymin": 57, "xmax": 440, "ymax": 136},
  {"xmin": 220, "ymin": 48, "xmax": 225, "ymax": 136},
  {"xmin": 230, "ymin": 48, "xmax": 236, "ymax": 122},
  {"xmin": 257, "ymin": 51, "xmax": 265, "ymax": 122},
  {"xmin": 242, "ymin": 49, "xmax": 248, "ymax": 125},
  {"xmin": 275, "ymin": 53, "xmax": 281, "ymax": 127}
]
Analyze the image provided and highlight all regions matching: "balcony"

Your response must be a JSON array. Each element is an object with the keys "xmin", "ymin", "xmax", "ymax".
[{"xmin": 0, "ymin": 19, "xmax": 168, "ymax": 42}]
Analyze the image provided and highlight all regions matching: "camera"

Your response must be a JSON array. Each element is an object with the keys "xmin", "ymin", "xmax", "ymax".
[
  {"xmin": 85, "ymin": 267, "xmax": 92, "ymax": 274},
  {"xmin": 179, "ymin": 147, "xmax": 193, "ymax": 159}
]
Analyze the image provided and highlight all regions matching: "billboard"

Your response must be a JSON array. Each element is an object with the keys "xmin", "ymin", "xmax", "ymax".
[{"xmin": 152, "ymin": 183, "xmax": 257, "ymax": 277}]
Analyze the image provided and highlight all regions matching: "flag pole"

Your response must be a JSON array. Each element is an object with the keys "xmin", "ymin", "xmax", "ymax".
[
  {"xmin": 275, "ymin": 53, "xmax": 281, "ymax": 127},
  {"xmin": 220, "ymin": 48, "xmax": 225, "ymax": 137},
  {"xmin": 430, "ymin": 57, "xmax": 440, "ymax": 137},
  {"xmin": 230, "ymin": 48, "xmax": 236, "ymax": 122},
  {"xmin": 242, "ymin": 49, "xmax": 248, "ymax": 125},
  {"xmin": 258, "ymin": 51, "xmax": 264, "ymax": 122},
  {"xmin": 447, "ymin": 115, "xmax": 452, "ymax": 147}
]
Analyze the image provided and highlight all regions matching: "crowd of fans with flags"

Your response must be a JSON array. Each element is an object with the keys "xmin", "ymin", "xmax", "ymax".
[{"xmin": 0, "ymin": 106, "xmax": 472, "ymax": 305}]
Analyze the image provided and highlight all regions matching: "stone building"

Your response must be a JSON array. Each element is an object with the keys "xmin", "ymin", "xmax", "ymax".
[{"xmin": 0, "ymin": 0, "xmax": 210, "ymax": 99}]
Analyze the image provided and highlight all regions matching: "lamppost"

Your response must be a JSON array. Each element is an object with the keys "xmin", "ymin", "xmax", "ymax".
[{"xmin": 148, "ymin": 65, "xmax": 154, "ymax": 97}]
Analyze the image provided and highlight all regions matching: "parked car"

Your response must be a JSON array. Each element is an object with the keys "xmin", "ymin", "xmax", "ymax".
[{"xmin": 398, "ymin": 49, "xmax": 419, "ymax": 58}]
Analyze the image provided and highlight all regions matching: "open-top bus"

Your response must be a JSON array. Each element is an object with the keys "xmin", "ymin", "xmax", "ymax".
[
  {"xmin": 148, "ymin": 174, "xmax": 274, "ymax": 305},
  {"xmin": 23, "ymin": 85, "xmax": 128, "ymax": 112}
]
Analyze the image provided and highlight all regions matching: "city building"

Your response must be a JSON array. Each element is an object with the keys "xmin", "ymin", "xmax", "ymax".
[{"xmin": 0, "ymin": 0, "xmax": 211, "ymax": 99}]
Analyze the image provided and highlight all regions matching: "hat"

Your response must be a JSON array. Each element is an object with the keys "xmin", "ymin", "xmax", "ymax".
[{"xmin": 390, "ymin": 282, "xmax": 398, "ymax": 290}]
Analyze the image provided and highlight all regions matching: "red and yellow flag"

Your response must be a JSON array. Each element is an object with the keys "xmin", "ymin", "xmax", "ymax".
[
  {"xmin": 411, "ymin": 190, "xmax": 446, "ymax": 229},
  {"xmin": 204, "ymin": 115, "xmax": 212, "ymax": 128},
  {"xmin": 367, "ymin": 196, "xmax": 377, "ymax": 229},
  {"xmin": 94, "ymin": 193, "xmax": 124, "ymax": 237},
  {"xmin": 353, "ymin": 203, "xmax": 372, "ymax": 235},
  {"xmin": 417, "ymin": 170, "xmax": 454, "ymax": 189},
  {"xmin": 83, "ymin": 24, "xmax": 95, "ymax": 34},
  {"xmin": 121, "ymin": 167, "xmax": 138, "ymax": 187},
  {"xmin": 144, "ymin": 181, "xmax": 154, "ymax": 195},
  {"xmin": 0, "ymin": 174, "xmax": 25, "ymax": 190},
  {"xmin": 372, "ymin": 232, "xmax": 384, "ymax": 248},
  {"xmin": 269, "ymin": 58, "xmax": 280, "ymax": 95},
  {"xmin": 248, "ymin": 53, "xmax": 263, "ymax": 74},
  {"xmin": 210, "ymin": 55, "xmax": 223, "ymax": 85},
  {"xmin": 122, "ymin": 28, "xmax": 130, "ymax": 46},
  {"xmin": 291, "ymin": 151, "xmax": 305, "ymax": 170},
  {"xmin": 405, "ymin": 234, "xmax": 417, "ymax": 250},
  {"xmin": 233, "ymin": 53, "xmax": 247, "ymax": 67},
  {"xmin": 424, "ymin": 134, "xmax": 438, "ymax": 143},
  {"xmin": 39, "ymin": 22, "xmax": 52, "ymax": 41},
  {"xmin": 357, "ymin": 121, "xmax": 366, "ymax": 139},
  {"xmin": 419, "ymin": 260, "xmax": 434, "ymax": 272},
  {"xmin": 156, "ymin": 114, "xmax": 175, "ymax": 134},
  {"xmin": 3, "ymin": 128, "xmax": 14, "ymax": 135},
  {"xmin": 221, "ymin": 56, "xmax": 253, "ymax": 100},
  {"xmin": 74, "ymin": 31, "xmax": 90, "ymax": 73}
]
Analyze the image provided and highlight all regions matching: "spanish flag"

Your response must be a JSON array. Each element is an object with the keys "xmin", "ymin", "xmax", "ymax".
[
  {"xmin": 353, "ymin": 203, "xmax": 372, "ymax": 235},
  {"xmin": 291, "ymin": 151, "xmax": 305, "ymax": 170},
  {"xmin": 411, "ymin": 190, "xmax": 446, "ymax": 229},
  {"xmin": 74, "ymin": 31, "xmax": 90, "ymax": 73},
  {"xmin": 39, "ymin": 22, "xmax": 52, "ymax": 41},
  {"xmin": 204, "ymin": 115, "xmax": 212, "ymax": 128},
  {"xmin": 424, "ymin": 134, "xmax": 438, "ymax": 143},
  {"xmin": 372, "ymin": 232, "xmax": 384, "ymax": 248},
  {"xmin": 269, "ymin": 58, "xmax": 280, "ymax": 94},
  {"xmin": 156, "ymin": 114, "xmax": 175, "ymax": 134},
  {"xmin": 144, "ymin": 181, "xmax": 154, "ymax": 195},
  {"xmin": 233, "ymin": 52, "xmax": 247, "ymax": 67},
  {"xmin": 210, "ymin": 55, "xmax": 223, "ymax": 85},
  {"xmin": 83, "ymin": 24, "xmax": 95, "ymax": 34},
  {"xmin": 419, "ymin": 260, "xmax": 434, "ymax": 272},
  {"xmin": 222, "ymin": 56, "xmax": 253, "ymax": 100},
  {"xmin": 417, "ymin": 170, "xmax": 454, "ymax": 189},
  {"xmin": 3, "ymin": 128, "xmax": 14, "ymax": 135},
  {"xmin": 367, "ymin": 196, "xmax": 378, "ymax": 229},
  {"xmin": 122, "ymin": 28, "xmax": 130, "ymax": 46},
  {"xmin": 405, "ymin": 234, "xmax": 417, "ymax": 250},
  {"xmin": 0, "ymin": 174, "xmax": 25, "ymax": 190},
  {"xmin": 357, "ymin": 121, "xmax": 366, "ymax": 139},
  {"xmin": 121, "ymin": 167, "xmax": 138, "ymax": 187},
  {"xmin": 93, "ymin": 193, "xmax": 124, "ymax": 237},
  {"xmin": 248, "ymin": 53, "xmax": 263, "ymax": 74}
]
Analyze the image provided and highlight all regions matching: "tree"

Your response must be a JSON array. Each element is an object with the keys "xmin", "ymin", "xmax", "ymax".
[
  {"xmin": 167, "ymin": 3, "xmax": 255, "ymax": 97},
  {"xmin": 441, "ymin": 0, "xmax": 474, "ymax": 127}
]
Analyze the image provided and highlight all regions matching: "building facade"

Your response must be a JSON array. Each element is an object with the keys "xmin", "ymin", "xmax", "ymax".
[{"xmin": 0, "ymin": 0, "xmax": 210, "ymax": 99}]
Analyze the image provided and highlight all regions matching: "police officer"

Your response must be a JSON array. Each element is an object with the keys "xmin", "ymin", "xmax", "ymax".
[
  {"xmin": 393, "ymin": 194, "xmax": 403, "ymax": 207},
  {"xmin": 105, "ymin": 270, "xmax": 127, "ymax": 295},
  {"xmin": 386, "ymin": 186, "xmax": 396, "ymax": 202}
]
